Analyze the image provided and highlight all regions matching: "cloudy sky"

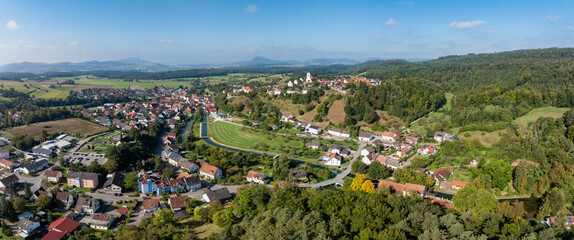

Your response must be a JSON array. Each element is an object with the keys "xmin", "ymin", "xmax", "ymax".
[{"xmin": 0, "ymin": 0, "xmax": 573, "ymax": 65}]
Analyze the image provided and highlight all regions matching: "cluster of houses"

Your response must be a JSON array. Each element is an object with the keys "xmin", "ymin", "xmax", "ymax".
[
  {"xmin": 0, "ymin": 149, "xmax": 50, "ymax": 176},
  {"xmin": 263, "ymin": 73, "xmax": 381, "ymax": 96},
  {"xmin": 84, "ymin": 91, "xmax": 197, "ymax": 132}
]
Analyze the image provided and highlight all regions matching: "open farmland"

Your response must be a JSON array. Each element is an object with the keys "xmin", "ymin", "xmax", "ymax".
[
  {"xmin": 4, "ymin": 118, "xmax": 108, "ymax": 138},
  {"xmin": 513, "ymin": 107, "xmax": 569, "ymax": 126}
]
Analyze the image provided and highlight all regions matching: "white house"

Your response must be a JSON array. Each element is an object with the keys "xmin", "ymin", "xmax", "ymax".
[
  {"xmin": 307, "ymin": 125, "xmax": 322, "ymax": 135},
  {"xmin": 246, "ymin": 171, "xmax": 267, "ymax": 184},
  {"xmin": 361, "ymin": 147, "xmax": 375, "ymax": 156},
  {"xmin": 17, "ymin": 218, "xmax": 40, "ymax": 235},
  {"xmin": 199, "ymin": 163, "xmax": 223, "ymax": 179},
  {"xmin": 358, "ymin": 132, "xmax": 372, "ymax": 142},
  {"xmin": 90, "ymin": 213, "xmax": 114, "ymax": 230},
  {"xmin": 323, "ymin": 153, "xmax": 342, "ymax": 166}
]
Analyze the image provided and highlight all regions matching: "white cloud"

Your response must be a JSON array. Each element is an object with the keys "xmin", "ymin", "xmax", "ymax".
[
  {"xmin": 58, "ymin": 30, "xmax": 76, "ymax": 36},
  {"xmin": 398, "ymin": 1, "xmax": 414, "ymax": 6},
  {"xmin": 151, "ymin": 39, "xmax": 175, "ymax": 45},
  {"xmin": 385, "ymin": 18, "xmax": 398, "ymax": 25},
  {"xmin": 449, "ymin": 20, "xmax": 486, "ymax": 29},
  {"xmin": 68, "ymin": 41, "xmax": 79, "ymax": 46},
  {"xmin": 567, "ymin": 26, "xmax": 574, "ymax": 31},
  {"xmin": 245, "ymin": 4, "xmax": 259, "ymax": 13},
  {"xmin": 5, "ymin": 20, "xmax": 19, "ymax": 30},
  {"xmin": 374, "ymin": 34, "xmax": 384, "ymax": 39},
  {"xmin": 487, "ymin": 30, "xmax": 496, "ymax": 34},
  {"xmin": 545, "ymin": 15, "xmax": 562, "ymax": 21},
  {"xmin": 25, "ymin": 44, "xmax": 39, "ymax": 49}
]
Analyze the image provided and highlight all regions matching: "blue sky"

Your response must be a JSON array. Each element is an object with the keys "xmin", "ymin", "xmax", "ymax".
[{"xmin": 0, "ymin": 0, "xmax": 573, "ymax": 65}]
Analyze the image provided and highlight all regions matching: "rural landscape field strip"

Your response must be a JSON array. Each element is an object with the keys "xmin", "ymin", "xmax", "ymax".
[{"xmin": 208, "ymin": 121, "xmax": 262, "ymax": 148}]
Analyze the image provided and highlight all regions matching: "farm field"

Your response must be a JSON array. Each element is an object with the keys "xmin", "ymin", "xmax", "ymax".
[
  {"xmin": 207, "ymin": 120, "xmax": 356, "ymax": 155},
  {"xmin": 45, "ymin": 75, "xmax": 191, "ymax": 89},
  {"xmin": 512, "ymin": 107, "xmax": 569, "ymax": 126},
  {"xmin": 4, "ymin": 118, "xmax": 109, "ymax": 138}
]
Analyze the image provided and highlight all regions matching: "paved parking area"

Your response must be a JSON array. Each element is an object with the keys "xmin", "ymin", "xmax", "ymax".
[{"xmin": 68, "ymin": 151, "xmax": 108, "ymax": 165}]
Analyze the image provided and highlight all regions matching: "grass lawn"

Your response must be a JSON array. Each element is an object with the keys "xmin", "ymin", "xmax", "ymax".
[
  {"xmin": 513, "ymin": 107, "xmax": 570, "ymax": 126},
  {"xmin": 4, "ymin": 118, "xmax": 109, "ymax": 139},
  {"xmin": 194, "ymin": 223, "xmax": 223, "ymax": 239},
  {"xmin": 449, "ymin": 168, "xmax": 474, "ymax": 182},
  {"xmin": 114, "ymin": 200, "xmax": 137, "ymax": 209},
  {"xmin": 458, "ymin": 129, "xmax": 506, "ymax": 147},
  {"xmin": 75, "ymin": 187, "xmax": 92, "ymax": 192}
]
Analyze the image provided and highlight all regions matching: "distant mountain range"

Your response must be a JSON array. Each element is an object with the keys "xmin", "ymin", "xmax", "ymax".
[{"xmin": 0, "ymin": 56, "xmax": 430, "ymax": 73}]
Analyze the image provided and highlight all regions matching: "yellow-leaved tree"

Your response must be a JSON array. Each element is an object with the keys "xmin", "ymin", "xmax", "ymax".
[
  {"xmin": 361, "ymin": 180, "xmax": 375, "ymax": 193},
  {"xmin": 351, "ymin": 174, "xmax": 367, "ymax": 190}
]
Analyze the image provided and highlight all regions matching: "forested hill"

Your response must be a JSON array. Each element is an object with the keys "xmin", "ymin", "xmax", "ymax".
[
  {"xmin": 357, "ymin": 48, "xmax": 574, "ymax": 95},
  {"xmin": 357, "ymin": 48, "xmax": 574, "ymax": 126}
]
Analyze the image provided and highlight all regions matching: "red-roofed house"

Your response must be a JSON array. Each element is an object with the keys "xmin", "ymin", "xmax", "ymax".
[
  {"xmin": 451, "ymin": 180, "xmax": 468, "ymax": 190},
  {"xmin": 168, "ymin": 195, "xmax": 188, "ymax": 211},
  {"xmin": 143, "ymin": 197, "xmax": 161, "ymax": 212},
  {"xmin": 246, "ymin": 171, "xmax": 267, "ymax": 184},
  {"xmin": 47, "ymin": 217, "xmax": 81, "ymax": 234},
  {"xmin": 199, "ymin": 163, "xmax": 222, "ymax": 179},
  {"xmin": 433, "ymin": 167, "xmax": 454, "ymax": 182},
  {"xmin": 378, "ymin": 180, "xmax": 427, "ymax": 197},
  {"xmin": 0, "ymin": 159, "xmax": 19, "ymax": 169}
]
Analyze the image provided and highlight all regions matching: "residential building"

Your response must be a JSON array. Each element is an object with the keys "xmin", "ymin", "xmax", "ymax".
[
  {"xmin": 0, "ymin": 174, "xmax": 19, "ymax": 189},
  {"xmin": 397, "ymin": 147, "xmax": 413, "ymax": 158},
  {"xmin": 30, "ymin": 187, "xmax": 52, "ymax": 201},
  {"xmin": 17, "ymin": 217, "xmax": 41, "ymax": 235},
  {"xmin": 143, "ymin": 197, "xmax": 161, "ymax": 212},
  {"xmin": 381, "ymin": 131, "xmax": 400, "ymax": 143},
  {"xmin": 0, "ymin": 159, "xmax": 19, "ymax": 169},
  {"xmin": 378, "ymin": 180, "xmax": 427, "ymax": 197},
  {"xmin": 433, "ymin": 167, "xmax": 454, "ymax": 182},
  {"xmin": 362, "ymin": 154, "xmax": 378, "ymax": 165},
  {"xmin": 358, "ymin": 132, "xmax": 372, "ymax": 142},
  {"xmin": 74, "ymin": 197, "xmax": 100, "ymax": 214},
  {"xmin": 55, "ymin": 192, "xmax": 74, "ymax": 210},
  {"xmin": 202, "ymin": 188, "xmax": 232, "ymax": 203},
  {"xmin": 383, "ymin": 158, "xmax": 402, "ymax": 170},
  {"xmin": 439, "ymin": 181, "xmax": 453, "ymax": 190},
  {"xmin": 306, "ymin": 141, "xmax": 321, "ymax": 149},
  {"xmin": 44, "ymin": 169, "xmax": 62, "ymax": 183},
  {"xmin": 67, "ymin": 171, "xmax": 99, "ymax": 189},
  {"xmin": 291, "ymin": 169, "xmax": 307, "ymax": 181},
  {"xmin": 18, "ymin": 159, "xmax": 49, "ymax": 174},
  {"xmin": 246, "ymin": 171, "xmax": 267, "ymax": 184},
  {"xmin": 199, "ymin": 163, "xmax": 223, "ymax": 179},
  {"xmin": 168, "ymin": 195, "xmax": 188, "ymax": 211},
  {"xmin": 178, "ymin": 159, "xmax": 199, "ymax": 172},
  {"xmin": 452, "ymin": 180, "xmax": 468, "ymax": 190},
  {"xmin": 544, "ymin": 215, "xmax": 574, "ymax": 229},
  {"xmin": 0, "ymin": 148, "xmax": 9, "ymax": 159},
  {"xmin": 103, "ymin": 172, "xmax": 124, "ymax": 193},
  {"xmin": 45, "ymin": 217, "xmax": 80, "ymax": 238},
  {"xmin": 361, "ymin": 147, "xmax": 375, "ymax": 156},
  {"xmin": 307, "ymin": 125, "xmax": 321, "ymax": 135},
  {"xmin": 90, "ymin": 213, "xmax": 114, "ymax": 230},
  {"xmin": 322, "ymin": 152, "xmax": 342, "ymax": 166},
  {"xmin": 418, "ymin": 145, "xmax": 436, "ymax": 156}
]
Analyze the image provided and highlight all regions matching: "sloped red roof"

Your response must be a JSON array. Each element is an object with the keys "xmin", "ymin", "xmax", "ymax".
[
  {"xmin": 42, "ymin": 230, "xmax": 67, "ymax": 240},
  {"xmin": 48, "ymin": 217, "xmax": 80, "ymax": 233}
]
